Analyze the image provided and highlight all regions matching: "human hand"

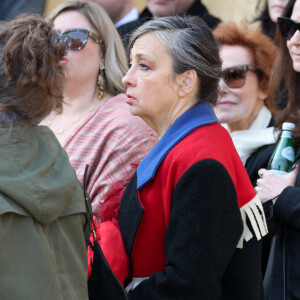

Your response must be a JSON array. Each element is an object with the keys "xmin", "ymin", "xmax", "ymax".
[{"xmin": 255, "ymin": 165, "xmax": 299, "ymax": 204}]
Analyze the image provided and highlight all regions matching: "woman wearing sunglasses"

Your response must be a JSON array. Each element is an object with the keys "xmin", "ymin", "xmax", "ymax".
[
  {"xmin": 213, "ymin": 22, "xmax": 278, "ymax": 188},
  {"xmin": 255, "ymin": 0, "xmax": 300, "ymax": 299},
  {"xmin": 214, "ymin": 22, "xmax": 277, "ymax": 275},
  {"xmin": 41, "ymin": 1, "xmax": 158, "ymax": 221},
  {"xmin": 213, "ymin": 23, "xmax": 279, "ymax": 279}
]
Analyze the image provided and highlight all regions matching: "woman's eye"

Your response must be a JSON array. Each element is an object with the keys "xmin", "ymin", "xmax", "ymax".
[
  {"xmin": 128, "ymin": 62, "xmax": 132, "ymax": 69},
  {"xmin": 139, "ymin": 63, "xmax": 150, "ymax": 71}
]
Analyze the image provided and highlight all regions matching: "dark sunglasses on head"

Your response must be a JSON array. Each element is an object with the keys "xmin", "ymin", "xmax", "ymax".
[
  {"xmin": 221, "ymin": 64, "xmax": 256, "ymax": 89},
  {"xmin": 52, "ymin": 28, "xmax": 103, "ymax": 50},
  {"xmin": 278, "ymin": 17, "xmax": 300, "ymax": 40}
]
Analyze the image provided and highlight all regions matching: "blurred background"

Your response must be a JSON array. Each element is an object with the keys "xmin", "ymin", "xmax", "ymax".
[{"xmin": 44, "ymin": 0, "xmax": 265, "ymax": 27}]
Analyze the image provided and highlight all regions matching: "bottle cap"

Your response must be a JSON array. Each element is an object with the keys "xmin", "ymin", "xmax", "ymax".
[{"xmin": 282, "ymin": 122, "xmax": 295, "ymax": 131}]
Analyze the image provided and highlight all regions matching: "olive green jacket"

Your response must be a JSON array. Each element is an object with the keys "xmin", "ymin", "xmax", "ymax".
[{"xmin": 0, "ymin": 122, "xmax": 89, "ymax": 300}]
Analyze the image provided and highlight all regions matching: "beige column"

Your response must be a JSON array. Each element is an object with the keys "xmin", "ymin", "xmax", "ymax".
[
  {"xmin": 45, "ymin": 0, "xmax": 265, "ymax": 27},
  {"xmin": 44, "ymin": 0, "xmax": 64, "ymax": 16},
  {"xmin": 202, "ymin": 0, "xmax": 266, "ymax": 27},
  {"xmin": 132, "ymin": 0, "xmax": 266, "ymax": 28}
]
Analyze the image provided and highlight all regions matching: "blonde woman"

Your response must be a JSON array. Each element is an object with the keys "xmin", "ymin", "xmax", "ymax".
[{"xmin": 42, "ymin": 1, "xmax": 158, "ymax": 221}]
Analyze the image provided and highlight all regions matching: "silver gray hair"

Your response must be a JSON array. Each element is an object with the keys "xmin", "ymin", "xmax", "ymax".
[{"xmin": 128, "ymin": 16, "xmax": 221, "ymax": 105}]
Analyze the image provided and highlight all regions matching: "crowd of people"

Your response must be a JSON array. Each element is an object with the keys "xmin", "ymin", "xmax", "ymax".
[{"xmin": 0, "ymin": 0, "xmax": 300, "ymax": 299}]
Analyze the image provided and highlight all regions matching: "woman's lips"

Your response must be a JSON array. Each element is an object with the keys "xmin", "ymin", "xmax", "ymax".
[
  {"xmin": 59, "ymin": 56, "xmax": 68, "ymax": 65},
  {"xmin": 272, "ymin": 5, "xmax": 285, "ymax": 10},
  {"xmin": 216, "ymin": 101, "xmax": 236, "ymax": 108},
  {"xmin": 125, "ymin": 94, "xmax": 136, "ymax": 104}
]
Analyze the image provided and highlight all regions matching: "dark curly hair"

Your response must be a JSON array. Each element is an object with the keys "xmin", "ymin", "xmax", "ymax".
[{"xmin": 0, "ymin": 14, "xmax": 65, "ymax": 123}]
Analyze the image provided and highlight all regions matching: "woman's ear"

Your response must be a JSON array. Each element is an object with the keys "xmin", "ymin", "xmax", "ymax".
[
  {"xmin": 177, "ymin": 70, "xmax": 198, "ymax": 98},
  {"xmin": 258, "ymin": 88, "xmax": 268, "ymax": 101}
]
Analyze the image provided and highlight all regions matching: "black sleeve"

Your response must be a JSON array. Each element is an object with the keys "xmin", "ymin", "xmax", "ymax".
[
  {"xmin": 274, "ymin": 185, "xmax": 300, "ymax": 229},
  {"xmin": 245, "ymin": 144, "xmax": 275, "ymax": 187},
  {"xmin": 129, "ymin": 159, "xmax": 243, "ymax": 300}
]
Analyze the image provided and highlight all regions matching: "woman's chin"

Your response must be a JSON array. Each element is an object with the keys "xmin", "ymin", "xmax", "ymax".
[{"xmin": 128, "ymin": 105, "xmax": 140, "ymax": 117}]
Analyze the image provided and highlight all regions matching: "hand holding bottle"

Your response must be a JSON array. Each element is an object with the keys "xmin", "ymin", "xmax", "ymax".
[
  {"xmin": 256, "ymin": 122, "xmax": 298, "ymax": 203},
  {"xmin": 256, "ymin": 165, "xmax": 299, "ymax": 203},
  {"xmin": 267, "ymin": 122, "xmax": 296, "ymax": 173}
]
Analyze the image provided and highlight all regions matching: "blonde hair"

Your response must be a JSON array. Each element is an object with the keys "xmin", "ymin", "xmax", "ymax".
[{"xmin": 49, "ymin": 0, "xmax": 127, "ymax": 95}]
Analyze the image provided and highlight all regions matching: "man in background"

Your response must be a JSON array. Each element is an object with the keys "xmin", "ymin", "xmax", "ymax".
[
  {"xmin": 91, "ymin": 0, "xmax": 138, "ymax": 28},
  {"xmin": 118, "ymin": 0, "xmax": 221, "ymax": 48}
]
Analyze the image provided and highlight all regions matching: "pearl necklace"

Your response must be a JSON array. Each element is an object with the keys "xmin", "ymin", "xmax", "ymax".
[{"xmin": 47, "ymin": 98, "xmax": 101, "ymax": 135}]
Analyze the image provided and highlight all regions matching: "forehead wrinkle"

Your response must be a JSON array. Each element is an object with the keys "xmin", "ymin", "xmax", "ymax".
[{"xmin": 134, "ymin": 53, "xmax": 154, "ymax": 60}]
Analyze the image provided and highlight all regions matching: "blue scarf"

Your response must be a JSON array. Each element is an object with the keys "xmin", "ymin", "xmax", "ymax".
[{"xmin": 137, "ymin": 102, "xmax": 218, "ymax": 189}]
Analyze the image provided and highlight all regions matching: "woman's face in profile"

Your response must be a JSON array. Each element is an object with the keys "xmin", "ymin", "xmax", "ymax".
[
  {"xmin": 268, "ymin": 0, "xmax": 289, "ymax": 23},
  {"xmin": 122, "ymin": 32, "xmax": 181, "ymax": 130},
  {"xmin": 287, "ymin": 0, "xmax": 300, "ymax": 72},
  {"xmin": 214, "ymin": 45, "xmax": 266, "ymax": 132},
  {"xmin": 53, "ymin": 10, "xmax": 103, "ymax": 84}
]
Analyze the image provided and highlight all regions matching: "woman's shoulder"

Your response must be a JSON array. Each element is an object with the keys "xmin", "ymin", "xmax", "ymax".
[
  {"xmin": 245, "ymin": 144, "xmax": 275, "ymax": 186},
  {"xmin": 172, "ymin": 123, "xmax": 235, "ymax": 158},
  {"xmin": 163, "ymin": 123, "xmax": 238, "ymax": 176},
  {"xmin": 97, "ymin": 93, "xmax": 158, "ymax": 138}
]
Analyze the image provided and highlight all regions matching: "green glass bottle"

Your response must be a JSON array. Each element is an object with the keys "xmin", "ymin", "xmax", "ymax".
[{"xmin": 267, "ymin": 122, "xmax": 296, "ymax": 174}]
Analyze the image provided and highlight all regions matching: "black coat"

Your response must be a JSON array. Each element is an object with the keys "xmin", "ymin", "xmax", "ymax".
[
  {"xmin": 263, "ymin": 148, "xmax": 300, "ymax": 300},
  {"xmin": 245, "ymin": 144, "xmax": 275, "ymax": 187},
  {"xmin": 117, "ymin": 0, "xmax": 221, "ymax": 49},
  {"xmin": 245, "ymin": 143, "xmax": 275, "ymax": 278},
  {"xmin": 119, "ymin": 167, "xmax": 264, "ymax": 300},
  {"xmin": 117, "ymin": 106, "xmax": 265, "ymax": 299}
]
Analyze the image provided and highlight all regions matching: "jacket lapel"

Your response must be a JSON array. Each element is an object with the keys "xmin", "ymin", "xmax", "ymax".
[{"xmin": 118, "ymin": 172, "xmax": 144, "ymax": 258}]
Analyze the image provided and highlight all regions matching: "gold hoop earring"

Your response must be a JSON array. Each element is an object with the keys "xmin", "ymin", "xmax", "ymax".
[{"xmin": 97, "ymin": 64, "xmax": 106, "ymax": 100}]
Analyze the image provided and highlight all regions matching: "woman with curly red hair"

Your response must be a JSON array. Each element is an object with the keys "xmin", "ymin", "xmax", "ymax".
[
  {"xmin": 213, "ymin": 21, "xmax": 278, "ymax": 187},
  {"xmin": 213, "ymin": 22, "xmax": 279, "ymax": 279}
]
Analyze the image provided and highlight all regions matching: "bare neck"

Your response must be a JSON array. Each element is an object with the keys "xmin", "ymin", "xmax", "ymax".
[{"xmin": 115, "ymin": 3, "xmax": 133, "ymax": 24}]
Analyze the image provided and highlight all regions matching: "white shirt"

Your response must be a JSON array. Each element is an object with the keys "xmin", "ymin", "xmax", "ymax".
[{"xmin": 115, "ymin": 7, "xmax": 139, "ymax": 28}]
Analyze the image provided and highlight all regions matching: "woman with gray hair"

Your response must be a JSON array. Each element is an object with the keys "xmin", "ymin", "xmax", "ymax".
[{"xmin": 111, "ymin": 15, "xmax": 267, "ymax": 299}]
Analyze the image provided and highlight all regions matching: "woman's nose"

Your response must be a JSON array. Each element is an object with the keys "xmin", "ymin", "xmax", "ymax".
[
  {"xmin": 290, "ymin": 29, "xmax": 300, "ymax": 43},
  {"xmin": 219, "ymin": 78, "xmax": 228, "ymax": 92},
  {"xmin": 122, "ymin": 71, "xmax": 132, "ymax": 86},
  {"xmin": 122, "ymin": 69, "xmax": 135, "ymax": 87}
]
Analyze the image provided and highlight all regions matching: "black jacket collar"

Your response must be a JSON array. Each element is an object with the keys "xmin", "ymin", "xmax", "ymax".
[{"xmin": 139, "ymin": 0, "xmax": 220, "ymax": 29}]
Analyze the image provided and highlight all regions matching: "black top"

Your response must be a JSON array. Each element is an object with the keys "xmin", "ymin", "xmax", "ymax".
[
  {"xmin": 119, "ymin": 161, "xmax": 263, "ymax": 300},
  {"xmin": 244, "ymin": 118, "xmax": 275, "ymax": 187},
  {"xmin": 117, "ymin": 0, "xmax": 221, "ymax": 49},
  {"xmin": 263, "ymin": 147, "xmax": 300, "ymax": 299}
]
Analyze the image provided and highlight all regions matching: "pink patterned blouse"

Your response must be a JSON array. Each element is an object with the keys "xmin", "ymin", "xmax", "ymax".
[{"xmin": 61, "ymin": 93, "xmax": 158, "ymax": 218}]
